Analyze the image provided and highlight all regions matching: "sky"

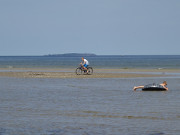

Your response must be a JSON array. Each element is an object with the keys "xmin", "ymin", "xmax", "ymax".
[{"xmin": 0, "ymin": 0, "xmax": 180, "ymax": 56}]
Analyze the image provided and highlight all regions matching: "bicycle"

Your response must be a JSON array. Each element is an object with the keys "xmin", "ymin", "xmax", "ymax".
[{"xmin": 75, "ymin": 65, "xmax": 93, "ymax": 75}]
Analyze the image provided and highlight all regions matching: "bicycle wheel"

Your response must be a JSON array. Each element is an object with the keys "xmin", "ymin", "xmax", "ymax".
[
  {"xmin": 87, "ymin": 67, "xmax": 93, "ymax": 75},
  {"xmin": 75, "ymin": 68, "xmax": 82, "ymax": 75}
]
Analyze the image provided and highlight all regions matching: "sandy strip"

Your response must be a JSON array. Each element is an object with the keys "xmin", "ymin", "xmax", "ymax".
[
  {"xmin": 1, "ymin": 68, "xmax": 180, "ymax": 73},
  {"xmin": 0, "ymin": 68, "xmax": 175, "ymax": 78}
]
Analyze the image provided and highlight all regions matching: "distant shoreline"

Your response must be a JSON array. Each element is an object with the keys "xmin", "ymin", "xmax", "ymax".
[
  {"xmin": 1, "ymin": 54, "xmax": 180, "ymax": 57},
  {"xmin": 44, "ymin": 53, "xmax": 97, "ymax": 57}
]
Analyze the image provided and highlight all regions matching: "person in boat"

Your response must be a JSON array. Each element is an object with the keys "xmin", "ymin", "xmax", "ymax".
[
  {"xmin": 133, "ymin": 81, "xmax": 168, "ymax": 91},
  {"xmin": 80, "ymin": 57, "xmax": 89, "ymax": 72}
]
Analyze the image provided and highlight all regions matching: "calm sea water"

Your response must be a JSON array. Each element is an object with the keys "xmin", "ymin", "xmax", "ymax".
[
  {"xmin": 0, "ymin": 55, "xmax": 180, "ymax": 135},
  {"xmin": 0, "ymin": 55, "xmax": 180, "ymax": 69},
  {"xmin": 0, "ymin": 77, "xmax": 180, "ymax": 135}
]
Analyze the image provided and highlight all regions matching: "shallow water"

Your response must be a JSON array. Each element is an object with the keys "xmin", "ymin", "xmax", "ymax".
[{"xmin": 0, "ymin": 77, "xmax": 180, "ymax": 135}]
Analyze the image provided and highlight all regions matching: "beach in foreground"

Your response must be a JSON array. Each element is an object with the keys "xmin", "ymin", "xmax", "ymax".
[{"xmin": 0, "ymin": 68, "xmax": 179, "ymax": 78}]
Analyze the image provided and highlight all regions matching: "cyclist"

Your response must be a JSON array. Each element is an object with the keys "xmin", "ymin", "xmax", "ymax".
[{"xmin": 81, "ymin": 57, "xmax": 89, "ymax": 72}]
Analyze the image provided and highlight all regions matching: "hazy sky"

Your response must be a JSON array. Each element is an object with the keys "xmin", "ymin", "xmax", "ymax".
[{"xmin": 0, "ymin": 0, "xmax": 180, "ymax": 56}]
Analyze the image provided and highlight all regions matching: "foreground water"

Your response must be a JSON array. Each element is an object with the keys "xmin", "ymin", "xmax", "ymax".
[{"xmin": 0, "ymin": 76, "xmax": 180, "ymax": 135}]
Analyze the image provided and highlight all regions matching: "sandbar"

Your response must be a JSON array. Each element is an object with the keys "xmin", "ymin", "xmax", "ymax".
[{"xmin": 0, "ymin": 68, "xmax": 177, "ymax": 78}]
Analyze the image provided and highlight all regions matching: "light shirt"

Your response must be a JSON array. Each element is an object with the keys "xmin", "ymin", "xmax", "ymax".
[{"xmin": 84, "ymin": 59, "xmax": 89, "ymax": 65}]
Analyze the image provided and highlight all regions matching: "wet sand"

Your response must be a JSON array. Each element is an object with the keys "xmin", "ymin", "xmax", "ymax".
[{"xmin": 0, "ymin": 68, "xmax": 177, "ymax": 78}]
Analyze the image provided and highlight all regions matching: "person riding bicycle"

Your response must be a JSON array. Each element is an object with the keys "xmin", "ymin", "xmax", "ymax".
[
  {"xmin": 75, "ymin": 57, "xmax": 93, "ymax": 75},
  {"xmin": 80, "ymin": 57, "xmax": 89, "ymax": 72}
]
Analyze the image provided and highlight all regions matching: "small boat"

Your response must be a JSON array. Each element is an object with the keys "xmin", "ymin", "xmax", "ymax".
[{"xmin": 142, "ymin": 83, "xmax": 166, "ymax": 91}]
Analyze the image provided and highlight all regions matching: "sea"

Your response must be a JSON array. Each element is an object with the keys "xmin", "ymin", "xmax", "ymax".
[
  {"xmin": 0, "ymin": 55, "xmax": 180, "ymax": 69},
  {"xmin": 0, "ymin": 55, "xmax": 180, "ymax": 135}
]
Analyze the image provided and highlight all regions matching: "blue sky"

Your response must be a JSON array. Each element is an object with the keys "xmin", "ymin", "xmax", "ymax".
[{"xmin": 0, "ymin": 0, "xmax": 180, "ymax": 56}]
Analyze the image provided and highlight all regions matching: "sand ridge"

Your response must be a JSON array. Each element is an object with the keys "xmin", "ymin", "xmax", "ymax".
[{"xmin": 0, "ymin": 68, "xmax": 175, "ymax": 78}]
